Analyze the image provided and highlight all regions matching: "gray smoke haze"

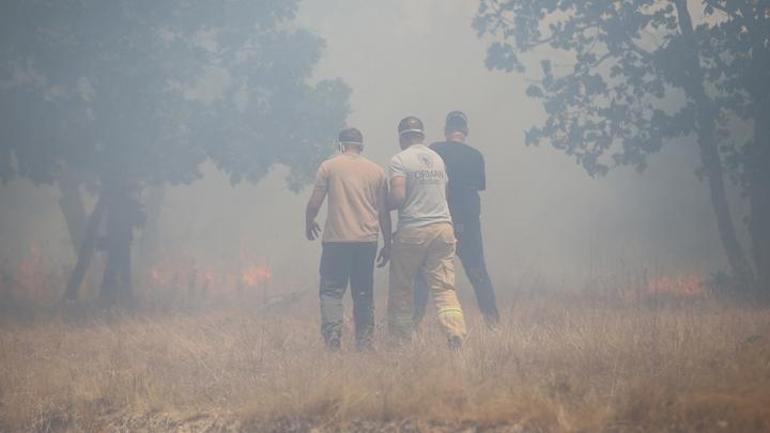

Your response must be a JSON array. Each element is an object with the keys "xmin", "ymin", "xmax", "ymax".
[{"xmin": 0, "ymin": 0, "xmax": 743, "ymax": 303}]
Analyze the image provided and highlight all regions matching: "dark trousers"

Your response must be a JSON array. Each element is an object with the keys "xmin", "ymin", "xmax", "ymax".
[
  {"xmin": 414, "ymin": 217, "xmax": 499, "ymax": 324},
  {"xmin": 319, "ymin": 242, "xmax": 377, "ymax": 350}
]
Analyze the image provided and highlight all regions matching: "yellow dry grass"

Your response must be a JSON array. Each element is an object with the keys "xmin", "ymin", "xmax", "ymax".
[{"xmin": 1, "ymin": 295, "xmax": 769, "ymax": 432}]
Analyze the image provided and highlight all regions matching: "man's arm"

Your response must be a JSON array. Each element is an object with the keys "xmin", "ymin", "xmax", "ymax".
[
  {"xmin": 377, "ymin": 207, "xmax": 392, "ymax": 267},
  {"xmin": 305, "ymin": 188, "xmax": 326, "ymax": 241},
  {"xmin": 388, "ymin": 176, "xmax": 406, "ymax": 211},
  {"xmin": 388, "ymin": 155, "xmax": 407, "ymax": 211},
  {"xmin": 376, "ymin": 175, "xmax": 392, "ymax": 267},
  {"xmin": 306, "ymin": 164, "xmax": 328, "ymax": 241},
  {"xmin": 477, "ymin": 152, "xmax": 486, "ymax": 192}
]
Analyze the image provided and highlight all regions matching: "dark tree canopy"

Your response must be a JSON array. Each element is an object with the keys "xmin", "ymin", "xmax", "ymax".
[
  {"xmin": 475, "ymin": 0, "xmax": 767, "ymax": 177},
  {"xmin": 475, "ymin": 1, "xmax": 696, "ymax": 176},
  {"xmin": 0, "ymin": 0, "xmax": 350, "ymax": 190}
]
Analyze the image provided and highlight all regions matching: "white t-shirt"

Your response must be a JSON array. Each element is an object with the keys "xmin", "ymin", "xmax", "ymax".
[{"xmin": 389, "ymin": 144, "xmax": 452, "ymax": 230}]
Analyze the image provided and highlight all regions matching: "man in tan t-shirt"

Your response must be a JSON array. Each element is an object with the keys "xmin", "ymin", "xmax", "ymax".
[{"xmin": 305, "ymin": 127, "xmax": 391, "ymax": 351}]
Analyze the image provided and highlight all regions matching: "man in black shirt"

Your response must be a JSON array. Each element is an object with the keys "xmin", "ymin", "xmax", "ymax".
[{"xmin": 414, "ymin": 111, "xmax": 500, "ymax": 325}]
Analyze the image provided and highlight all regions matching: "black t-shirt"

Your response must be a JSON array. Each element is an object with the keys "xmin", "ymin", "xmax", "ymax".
[{"xmin": 429, "ymin": 141, "xmax": 486, "ymax": 222}]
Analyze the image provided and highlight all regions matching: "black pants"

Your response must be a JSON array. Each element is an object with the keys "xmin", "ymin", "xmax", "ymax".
[
  {"xmin": 319, "ymin": 242, "xmax": 377, "ymax": 350},
  {"xmin": 414, "ymin": 217, "xmax": 499, "ymax": 324}
]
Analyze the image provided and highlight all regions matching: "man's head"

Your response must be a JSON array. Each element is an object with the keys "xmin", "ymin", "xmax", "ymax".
[
  {"xmin": 444, "ymin": 110, "xmax": 468, "ymax": 142},
  {"xmin": 338, "ymin": 127, "xmax": 364, "ymax": 153},
  {"xmin": 398, "ymin": 116, "xmax": 425, "ymax": 149}
]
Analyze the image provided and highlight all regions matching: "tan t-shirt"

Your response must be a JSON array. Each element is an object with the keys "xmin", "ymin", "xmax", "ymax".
[{"xmin": 313, "ymin": 153, "xmax": 388, "ymax": 243}]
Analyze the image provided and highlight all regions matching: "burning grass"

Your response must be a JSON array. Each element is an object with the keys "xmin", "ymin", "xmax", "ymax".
[{"xmin": 1, "ymin": 295, "xmax": 769, "ymax": 433}]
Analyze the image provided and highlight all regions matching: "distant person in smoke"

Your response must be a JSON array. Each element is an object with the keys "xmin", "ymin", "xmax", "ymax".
[
  {"xmin": 305, "ymin": 128, "xmax": 391, "ymax": 351},
  {"xmin": 387, "ymin": 116, "xmax": 467, "ymax": 350},
  {"xmin": 413, "ymin": 111, "xmax": 500, "ymax": 326}
]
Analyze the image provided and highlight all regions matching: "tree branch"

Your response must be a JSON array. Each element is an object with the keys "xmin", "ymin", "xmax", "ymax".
[
  {"xmin": 704, "ymin": 1, "xmax": 738, "ymax": 19},
  {"xmin": 628, "ymin": 41, "xmax": 653, "ymax": 60}
]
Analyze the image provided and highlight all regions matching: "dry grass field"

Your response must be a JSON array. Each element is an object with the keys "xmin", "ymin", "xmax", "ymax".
[{"xmin": 1, "ymin": 292, "xmax": 770, "ymax": 433}]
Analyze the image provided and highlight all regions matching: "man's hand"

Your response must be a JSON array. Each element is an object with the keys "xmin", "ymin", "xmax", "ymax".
[
  {"xmin": 376, "ymin": 245, "xmax": 391, "ymax": 268},
  {"xmin": 305, "ymin": 187, "xmax": 326, "ymax": 241},
  {"xmin": 306, "ymin": 221, "xmax": 321, "ymax": 241}
]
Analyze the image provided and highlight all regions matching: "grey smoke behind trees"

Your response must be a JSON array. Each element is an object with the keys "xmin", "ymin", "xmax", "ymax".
[{"xmin": 0, "ymin": 0, "xmax": 742, "ymax": 299}]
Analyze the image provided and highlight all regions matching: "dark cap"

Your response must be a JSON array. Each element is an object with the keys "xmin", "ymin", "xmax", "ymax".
[
  {"xmin": 338, "ymin": 127, "xmax": 363, "ymax": 145},
  {"xmin": 445, "ymin": 110, "xmax": 468, "ymax": 134},
  {"xmin": 398, "ymin": 116, "xmax": 424, "ymax": 136}
]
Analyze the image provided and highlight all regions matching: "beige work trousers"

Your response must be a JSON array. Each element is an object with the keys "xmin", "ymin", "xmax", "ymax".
[{"xmin": 388, "ymin": 222, "xmax": 467, "ymax": 342}]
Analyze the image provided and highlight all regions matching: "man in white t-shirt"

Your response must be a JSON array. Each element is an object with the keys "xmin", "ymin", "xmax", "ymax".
[{"xmin": 387, "ymin": 116, "xmax": 467, "ymax": 349}]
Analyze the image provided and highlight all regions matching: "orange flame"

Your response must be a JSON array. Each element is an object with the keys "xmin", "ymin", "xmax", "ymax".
[
  {"xmin": 646, "ymin": 275, "xmax": 705, "ymax": 298},
  {"xmin": 141, "ymin": 254, "xmax": 272, "ymax": 301},
  {"xmin": 241, "ymin": 264, "xmax": 272, "ymax": 287}
]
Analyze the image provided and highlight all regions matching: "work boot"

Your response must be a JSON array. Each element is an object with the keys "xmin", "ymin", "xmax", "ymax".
[
  {"xmin": 448, "ymin": 335, "xmax": 463, "ymax": 351},
  {"xmin": 355, "ymin": 336, "xmax": 373, "ymax": 352},
  {"xmin": 322, "ymin": 322, "xmax": 342, "ymax": 352},
  {"xmin": 325, "ymin": 335, "xmax": 341, "ymax": 352},
  {"xmin": 484, "ymin": 314, "xmax": 500, "ymax": 331}
]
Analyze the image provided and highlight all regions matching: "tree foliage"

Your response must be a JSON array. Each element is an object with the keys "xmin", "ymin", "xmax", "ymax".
[
  {"xmin": 475, "ymin": 0, "xmax": 767, "ymax": 175},
  {"xmin": 475, "ymin": 0, "xmax": 770, "ymax": 290},
  {"xmin": 476, "ymin": 1, "xmax": 692, "ymax": 175},
  {"xmin": 0, "ymin": 0, "xmax": 349, "ymax": 189},
  {"xmin": 0, "ymin": 0, "xmax": 350, "ymax": 303}
]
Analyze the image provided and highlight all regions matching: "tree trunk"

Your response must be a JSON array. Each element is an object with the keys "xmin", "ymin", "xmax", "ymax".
[
  {"xmin": 694, "ymin": 112, "xmax": 754, "ymax": 286},
  {"xmin": 136, "ymin": 185, "xmax": 165, "ymax": 273},
  {"xmin": 744, "ymin": 7, "xmax": 770, "ymax": 295},
  {"xmin": 675, "ymin": 0, "xmax": 754, "ymax": 287},
  {"xmin": 748, "ymin": 99, "xmax": 770, "ymax": 294},
  {"xmin": 100, "ymin": 226, "xmax": 133, "ymax": 306},
  {"xmin": 56, "ymin": 165, "xmax": 87, "ymax": 255},
  {"xmin": 64, "ymin": 195, "xmax": 106, "ymax": 301},
  {"xmin": 99, "ymin": 179, "xmax": 141, "ymax": 307}
]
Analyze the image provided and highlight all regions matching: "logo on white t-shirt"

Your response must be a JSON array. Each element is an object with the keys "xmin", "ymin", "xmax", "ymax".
[{"xmin": 418, "ymin": 153, "xmax": 433, "ymax": 168}]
